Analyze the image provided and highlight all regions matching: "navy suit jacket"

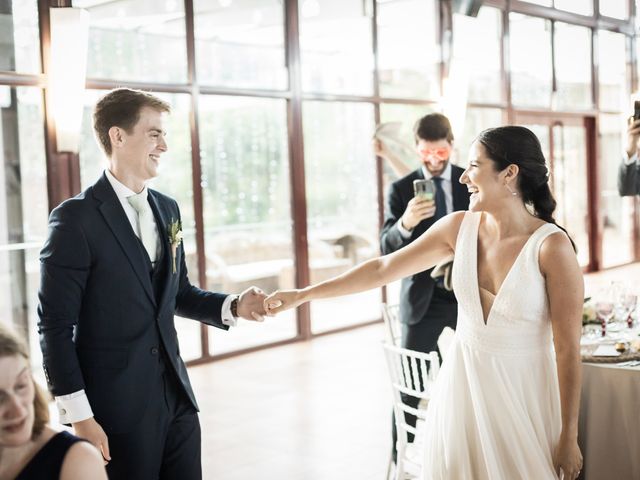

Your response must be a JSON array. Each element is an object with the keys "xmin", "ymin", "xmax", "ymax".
[
  {"xmin": 38, "ymin": 173, "xmax": 228, "ymax": 434},
  {"xmin": 380, "ymin": 165, "xmax": 470, "ymax": 326}
]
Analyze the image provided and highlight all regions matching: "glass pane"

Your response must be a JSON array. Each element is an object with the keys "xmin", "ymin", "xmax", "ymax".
[
  {"xmin": 600, "ymin": 0, "xmax": 628, "ymax": 19},
  {"xmin": 554, "ymin": 23, "xmax": 592, "ymax": 110},
  {"xmin": 599, "ymin": 114, "xmax": 634, "ymax": 267},
  {"xmin": 452, "ymin": 7, "xmax": 502, "ymax": 104},
  {"xmin": 378, "ymin": 103, "xmax": 433, "ymax": 187},
  {"xmin": 377, "ymin": 0, "xmax": 439, "ymax": 99},
  {"xmin": 509, "ymin": 14, "xmax": 552, "ymax": 108},
  {"xmin": 0, "ymin": 87, "xmax": 48, "ymax": 367},
  {"xmin": 193, "ymin": 0, "xmax": 287, "ymax": 90},
  {"xmin": 0, "ymin": 1, "xmax": 41, "ymax": 73},
  {"xmin": 520, "ymin": 0, "xmax": 552, "ymax": 5},
  {"xmin": 599, "ymin": 30, "xmax": 628, "ymax": 112},
  {"xmin": 551, "ymin": 124, "xmax": 590, "ymax": 267},
  {"xmin": 299, "ymin": 0, "xmax": 374, "ymax": 95},
  {"xmin": 78, "ymin": 91, "xmax": 202, "ymax": 360},
  {"xmin": 555, "ymin": 0, "xmax": 593, "ymax": 15},
  {"xmin": 303, "ymin": 101, "xmax": 381, "ymax": 333},
  {"xmin": 456, "ymin": 108, "xmax": 503, "ymax": 169},
  {"xmin": 73, "ymin": 0, "xmax": 187, "ymax": 83},
  {"xmin": 198, "ymin": 95, "xmax": 296, "ymax": 354},
  {"xmin": 378, "ymin": 103, "xmax": 433, "ymax": 306}
]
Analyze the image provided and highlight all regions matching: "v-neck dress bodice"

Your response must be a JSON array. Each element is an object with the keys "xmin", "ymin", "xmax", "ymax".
[{"xmin": 420, "ymin": 211, "xmax": 564, "ymax": 480}]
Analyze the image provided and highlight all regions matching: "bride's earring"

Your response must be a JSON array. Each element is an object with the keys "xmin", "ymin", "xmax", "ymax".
[{"xmin": 505, "ymin": 184, "xmax": 518, "ymax": 196}]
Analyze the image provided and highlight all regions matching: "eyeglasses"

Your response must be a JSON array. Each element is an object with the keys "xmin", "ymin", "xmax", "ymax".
[{"xmin": 418, "ymin": 146, "xmax": 451, "ymax": 160}]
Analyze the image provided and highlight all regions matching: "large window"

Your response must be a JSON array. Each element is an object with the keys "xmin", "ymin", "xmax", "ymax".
[
  {"xmin": 197, "ymin": 95, "xmax": 297, "ymax": 354},
  {"xmin": 0, "ymin": 1, "xmax": 41, "ymax": 73},
  {"xmin": 600, "ymin": 0, "xmax": 628, "ymax": 19},
  {"xmin": 193, "ymin": 0, "xmax": 287, "ymax": 90},
  {"xmin": 555, "ymin": 0, "xmax": 593, "ymax": 16},
  {"xmin": 376, "ymin": 0, "xmax": 440, "ymax": 99},
  {"xmin": 599, "ymin": 114, "xmax": 635, "ymax": 267},
  {"xmin": 303, "ymin": 101, "xmax": 380, "ymax": 333},
  {"xmin": 0, "ymin": 87, "xmax": 48, "ymax": 363},
  {"xmin": 74, "ymin": 0, "xmax": 188, "ymax": 83},
  {"xmin": 510, "ymin": 14, "xmax": 553, "ymax": 108},
  {"xmin": 452, "ymin": 7, "xmax": 502, "ymax": 104},
  {"xmin": 599, "ymin": 30, "xmax": 628, "ymax": 112},
  {"xmin": 299, "ymin": 0, "xmax": 374, "ymax": 95},
  {"xmin": 554, "ymin": 23, "xmax": 592, "ymax": 110}
]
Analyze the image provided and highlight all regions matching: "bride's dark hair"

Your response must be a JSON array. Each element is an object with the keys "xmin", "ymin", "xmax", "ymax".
[{"xmin": 476, "ymin": 126, "xmax": 576, "ymax": 251}]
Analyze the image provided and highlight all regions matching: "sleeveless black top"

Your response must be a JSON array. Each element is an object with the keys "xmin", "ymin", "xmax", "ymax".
[{"xmin": 15, "ymin": 431, "xmax": 86, "ymax": 480}]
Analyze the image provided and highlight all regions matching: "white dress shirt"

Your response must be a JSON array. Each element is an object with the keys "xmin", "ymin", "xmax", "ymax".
[
  {"xmin": 55, "ymin": 170, "xmax": 237, "ymax": 424},
  {"xmin": 623, "ymin": 151, "xmax": 638, "ymax": 165},
  {"xmin": 397, "ymin": 162, "xmax": 454, "ymax": 238}
]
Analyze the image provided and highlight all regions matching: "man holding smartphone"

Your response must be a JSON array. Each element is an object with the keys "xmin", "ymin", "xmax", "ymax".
[
  {"xmin": 376, "ymin": 113, "xmax": 470, "ymax": 464},
  {"xmin": 619, "ymin": 105, "xmax": 640, "ymax": 196}
]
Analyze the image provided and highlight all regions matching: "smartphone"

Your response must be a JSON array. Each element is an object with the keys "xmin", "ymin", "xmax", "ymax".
[
  {"xmin": 413, "ymin": 179, "xmax": 435, "ymax": 200},
  {"xmin": 634, "ymin": 100, "xmax": 640, "ymax": 121}
]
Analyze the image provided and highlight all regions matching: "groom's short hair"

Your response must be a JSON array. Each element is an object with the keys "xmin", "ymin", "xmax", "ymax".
[
  {"xmin": 93, "ymin": 88, "xmax": 171, "ymax": 156},
  {"xmin": 414, "ymin": 113, "xmax": 454, "ymax": 143}
]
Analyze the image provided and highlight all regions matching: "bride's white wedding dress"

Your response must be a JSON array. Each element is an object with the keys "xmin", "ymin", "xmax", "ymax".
[{"xmin": 421, "ymin": 211, "xmax": 563, "ymax": 480}]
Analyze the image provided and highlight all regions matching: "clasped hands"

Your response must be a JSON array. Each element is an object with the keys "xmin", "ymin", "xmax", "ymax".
[{"xmin": 237, "ymin": 286, "xmax": 301, "ymax": 321}]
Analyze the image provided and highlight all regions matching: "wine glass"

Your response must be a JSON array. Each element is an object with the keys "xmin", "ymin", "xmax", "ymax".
[
  {"xmin": 595, "ymin": 287, "xmax": 616, "ymax": 337},
  {"xmin": 595, "ymin": 301, "xmax": 614, "ymax": 337},
  {"xmin": 619, "ymin": 292, "xmax": 638, "ymax": 329}
]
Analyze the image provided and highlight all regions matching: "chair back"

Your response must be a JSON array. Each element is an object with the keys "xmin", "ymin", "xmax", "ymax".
[
  {"xmin": 382, "ymin": 302, "xmax": 401, "ymax": 346},
  {"xmin": 383, "ymin": 342, "xmax": 440, "ymax": 479}
]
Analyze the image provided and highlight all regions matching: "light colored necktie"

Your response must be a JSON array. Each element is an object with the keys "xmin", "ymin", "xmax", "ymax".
[{"xmin": 127, "ymin": 191, "xmax": 157, "ymax": 264}]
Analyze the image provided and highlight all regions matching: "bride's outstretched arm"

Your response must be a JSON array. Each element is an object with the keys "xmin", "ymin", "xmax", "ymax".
[
  {"xmin": 541, "ymin": 231, "xmax": 584, "ymax": 480},
  {"xmin": 265, "ymin": 211, "xmax": 465, "ymax": 314}
]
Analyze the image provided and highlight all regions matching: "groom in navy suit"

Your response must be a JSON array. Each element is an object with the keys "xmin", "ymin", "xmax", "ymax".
[{"xmin": 38, "ymin": 88, "xmax": 267, "ymax": 479}]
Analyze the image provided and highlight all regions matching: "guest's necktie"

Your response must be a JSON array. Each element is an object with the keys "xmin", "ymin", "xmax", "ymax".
[
  {"xmin": 432, "ymin": 176, "xmax": 447, "ymax": 221},
  {"xmin": 127, "ymin": 191, "xmax": 157, "ymax": 264}
]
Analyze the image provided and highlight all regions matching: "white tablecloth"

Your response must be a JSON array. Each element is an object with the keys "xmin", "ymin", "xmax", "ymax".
[{"xmin": 578, "ymin": 363, "xmax": 640, "ymax": 480}]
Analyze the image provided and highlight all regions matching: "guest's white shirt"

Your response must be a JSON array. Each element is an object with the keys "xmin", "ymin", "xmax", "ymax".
[
  {"xmin": 55, "ymin": 170, "xmax": 237, "ymax": 425},
  {"xmin": 397, "ymin": 162, "xmax": 454, "ymax": 238},
  {"xmin": 623, "ymin": 151, "xmax": 638, "ymax": 165}
]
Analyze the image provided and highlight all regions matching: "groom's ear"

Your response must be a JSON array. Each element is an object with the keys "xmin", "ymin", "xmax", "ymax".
[{"xmin": 108, "ymin": 126, "xmax": 125, "ymax": 150}]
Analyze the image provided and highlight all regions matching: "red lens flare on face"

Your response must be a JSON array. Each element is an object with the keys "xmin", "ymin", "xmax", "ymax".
[{"xmin": 419, "ymin": 146, "xmax": 451, "ymax": 160}]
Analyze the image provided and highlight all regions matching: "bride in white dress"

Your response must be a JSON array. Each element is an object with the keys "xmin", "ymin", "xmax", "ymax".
[{"xmin": 265, "ymin": 126, "xmax": 583, "ymax": 480}]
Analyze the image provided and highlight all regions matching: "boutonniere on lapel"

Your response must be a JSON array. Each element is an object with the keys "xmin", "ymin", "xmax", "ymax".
[{"xmin": 167, "ymin": 219, "xmax": 183, "ymax": 274}]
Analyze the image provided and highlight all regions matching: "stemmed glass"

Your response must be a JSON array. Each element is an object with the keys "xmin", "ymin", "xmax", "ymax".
[
  {"xmin": 618, "ymin": 291, "xmax": 638, "ymax": 329},
  {"xmin": 595, "ymin": 287, "xmax": 616, "ymax": 337}
]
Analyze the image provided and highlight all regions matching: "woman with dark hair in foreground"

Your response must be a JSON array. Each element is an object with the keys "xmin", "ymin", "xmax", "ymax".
[{"xmin": 266, "ymin": 126, "xmax": 583, "ymax": 480}]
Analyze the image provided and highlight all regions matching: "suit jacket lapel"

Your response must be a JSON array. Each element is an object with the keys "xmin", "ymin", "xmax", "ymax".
[
  {"xmin": 93, "ymin": 174, "xmax": 156, "ymax": 306},
  {"xmin": 148, "ymin": 190, "xmax": 175, "ymax": 313}
]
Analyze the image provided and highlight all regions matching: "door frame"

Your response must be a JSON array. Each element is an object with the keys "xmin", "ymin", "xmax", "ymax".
[{"xmin": 513, "ymin": 111, "xmax": 599, "ymax": 272}]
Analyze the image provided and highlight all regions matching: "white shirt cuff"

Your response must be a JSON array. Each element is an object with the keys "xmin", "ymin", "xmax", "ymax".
[
  {"xmin": 396, "ymin": 219, "xmax": 412, "ymax": 239},
  {"xmin": 221, "ymin": 294, "xmax": 238, "ymax": 326},
  {"xmin": 623, "ymin": 151, "xmax": 638, "ymax": 166},
  {"xmin": 55, "ymin": 390, "xmax": 93, "ymax": 424}
]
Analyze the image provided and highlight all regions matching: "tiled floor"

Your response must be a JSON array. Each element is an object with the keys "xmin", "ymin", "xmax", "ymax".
[
  {"xmin": 190, "ymin": 323, "xmax": 392, "ymax": 480},
  {"xmin": 189, "ymin": 263, "xmax": 640, "ymax": 479}
]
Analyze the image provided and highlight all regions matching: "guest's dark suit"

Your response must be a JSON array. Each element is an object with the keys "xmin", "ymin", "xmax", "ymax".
[
  {"xmin": 380, "ymin": 165, "xmax": 469, "ymax": 458},
  {"xmin": 38, "ymin": 173, "xmax": 227, "ymax": 479},
  {"xmin": 619, "ymin": 157, "xmax": 640, "ymax": 196}
]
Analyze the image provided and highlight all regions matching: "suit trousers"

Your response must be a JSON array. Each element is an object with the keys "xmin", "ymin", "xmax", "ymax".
[
  {"xmin": 106, "ymin": 357, "xmax": 201, "ymax": 480},
  {"xmin": 391, "ymin": 287, "xmax": 457, "ymax": 461}
]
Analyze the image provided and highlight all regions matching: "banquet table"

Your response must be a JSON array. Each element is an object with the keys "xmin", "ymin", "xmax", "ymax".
[{"xmin": 578, "ymin": 362, "xmax": 640, "ymax": 480}]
